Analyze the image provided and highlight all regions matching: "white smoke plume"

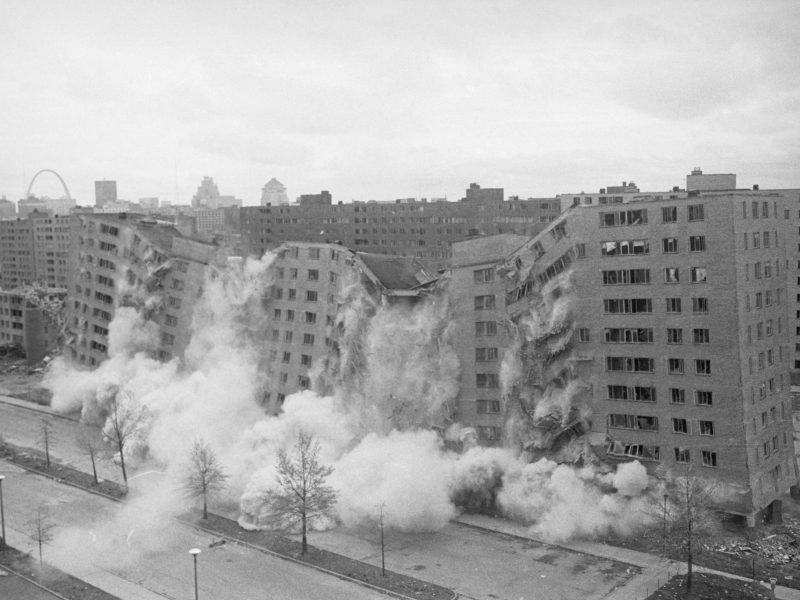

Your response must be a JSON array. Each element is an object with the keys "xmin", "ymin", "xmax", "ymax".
[{"xmin": 44, "ymin": 251, "xmax": 657, "ymax": 554}]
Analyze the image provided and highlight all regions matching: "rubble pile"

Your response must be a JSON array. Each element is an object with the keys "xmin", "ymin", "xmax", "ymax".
[{"xmin": 709, "ymin": 520, "xmax": 800, "ymax": 565}]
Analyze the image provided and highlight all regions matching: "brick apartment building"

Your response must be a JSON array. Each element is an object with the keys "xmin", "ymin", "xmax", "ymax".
[
  {"xmin": 65, "ymin": 213, "xmax": 224, "ymax": 366},
  {"xmin": 0, "ymin": 211, "xmax": 71, "ymax": 289},
  {"xmin": 239, "ymin": 183, "xmax": 561, "ymax": 269},
  {"xmin": 471, "ymin": 191, "xmax": 799, "ymax": 522},
  {"xmin": 0, "ymin": 287, "xmax": 66, "ymax": 363}
]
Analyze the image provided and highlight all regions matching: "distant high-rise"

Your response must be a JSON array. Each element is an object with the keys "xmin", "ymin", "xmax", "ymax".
[
  {"xmin": 261, "ymin": 178, "xmax": 289, "ymax": 206},
  {"xmin": 192, "ymin": 176, "xmax": 221, "ymax": 208},
  {"xmin": 95, "ymin": 180, "xmax": 118, "ymax": 208}
]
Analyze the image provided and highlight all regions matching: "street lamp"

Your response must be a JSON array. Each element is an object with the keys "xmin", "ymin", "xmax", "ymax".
[
  {"xmin": 0, "ymin": 474, "xmax": 6, "ymax": 552},
  {"xmin": 189, "ymin": 548, "xmax": 201, "ymax": 600}
]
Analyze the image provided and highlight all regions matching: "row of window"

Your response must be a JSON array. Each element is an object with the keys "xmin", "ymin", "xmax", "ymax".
[
  {"xmin": 269, "ymin": 330, "xmax": 318, "ymax": 346},
  {"xmin": 607, "ymin": 386, "xmax": 713, "ymax": 405},
  {"xmin": 583, "ymin": 327, "xmax": 710, "ymax": 345},
  {"xmin": 270, "ymin": 308, "xmax": 321, "ymax": 324},
  {"xmin": 275, "ymin": 267, "xmax": 338, "ymax": 284},
  {"xmin": 608, "ymin": 413, "xmax": 715, "ymax": 435},
  {"xmin": 606, "ymin": 356, "xmax": 712, "ymax": 375},
  {"xmin": 271, "ymin": 288, "xmax": 327, "ymax": 302},
  {"xmin": 603, "ymin": 297, "xmax": 709, "ymax": 314},
  {"xmin": 602, "ymin": 267, "xmax": 707, "ymax": 285},
  {"xmin": 600, "ymin": 205, "xmax": 705, "ymax": 228}
]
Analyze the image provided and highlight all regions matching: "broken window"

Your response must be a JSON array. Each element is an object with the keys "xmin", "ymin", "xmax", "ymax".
[{"xmin": 690, "ymin": 267, "xmax": 707, "ymax": 283}]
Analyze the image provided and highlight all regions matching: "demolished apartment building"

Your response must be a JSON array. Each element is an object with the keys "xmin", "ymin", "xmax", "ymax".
[
  {"xmin": 64, "ymin": 213, "xmax": 225, "ymax": 366},
  {"xmin": 484, "ymin": 192, "xmax": 798, "ymax": 524},
  {"xmin": 256, "ymin": 242, "xmax": 440, "ymax": 414}
]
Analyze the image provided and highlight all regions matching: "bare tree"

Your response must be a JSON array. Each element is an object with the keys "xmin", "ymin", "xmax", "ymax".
[
  {"xmin": 103, "ymin": 391, "xmax": 146, "ymax": 492},
  {"xmin": 652, "ymin": 463, "xmax": 719, "ymax": 592},
  {"xmin": 76, "ymin": 431, "xmax": 101, "ymax": 485},
  {"xmin": 38, "ymin": 418, "xmax": 54, "ymax": 469},
  {"xmin": 26, "ymin": 504, "xmax": 55, "ymax": 568},
  {"xmin": 183, "ymin": 438, "xmax": 229, "ymax": 519},
  {"xmin": 261, "ymin": 432, "xmax": 338, "ymax": 555}
]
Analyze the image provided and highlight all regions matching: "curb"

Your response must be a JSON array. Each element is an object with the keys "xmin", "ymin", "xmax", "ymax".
[
  {"xmin": 181, "ymin": 517, "xmax": 451, "ymax": 600},
  {"xmin": 0, "ymin": 557, "xmax": 74, "ymax": 600},
  {"xmin": 0, "ymin": 396, "xmax": 78, "ymax": 423}
]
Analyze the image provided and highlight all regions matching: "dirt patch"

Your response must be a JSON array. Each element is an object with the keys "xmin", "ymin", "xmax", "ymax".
[
  {"xmin": 645, "ymin": 572, "xmax": 770, "ymax": 600},
  {"xmin": 0, "ymin": 545, "xmax": 121, "ymax": 600}
]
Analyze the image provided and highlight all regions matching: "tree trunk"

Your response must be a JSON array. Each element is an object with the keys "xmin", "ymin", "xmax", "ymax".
[
  {"xmin": 38, "ymin": 537, "xmax": 43, "ymax": 567},
  {"xmin": 44, "ymin": 437, "xmax": 50, "ymax": 469},
  {"xmin": 118, "ymin": 441, "xmax": 128, "ymax": 491},
  {"xmin": 203, "ymin": 494, "xmax": 208, "ymax": 520},
  {"xmin": 301, "ymin": 512, "xmax": 307, "ymax": 555},
  {"xmin": 90, "ymin": 453, "xmax": 98, "ymax": 485}
]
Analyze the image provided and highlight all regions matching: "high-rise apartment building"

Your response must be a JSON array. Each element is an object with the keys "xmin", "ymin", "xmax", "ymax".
[
  {"xmin": 95, "ymin": 180, "xmax": 118, "ymax": 208},
  {"xmin": 0, "ymin": 212, "xmax": 71, "ymax": 289},
  {"xmin": 476, "ymin": 191, "xmax": 798, "ymax": 523},
  {"xmin": 65, "ymin": 213, "xmax": 224, "ymax": 366}
]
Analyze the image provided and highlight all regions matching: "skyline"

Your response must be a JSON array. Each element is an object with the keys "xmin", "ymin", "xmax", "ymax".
[{"xmin": 2, "ymin": 1, "xmax": 799, "ymax": 205}]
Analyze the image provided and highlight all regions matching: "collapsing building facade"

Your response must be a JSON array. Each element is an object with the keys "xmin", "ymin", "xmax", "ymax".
[{"xmin": 454, "ymin": 193, "xmax": 798, "ymax": 524}]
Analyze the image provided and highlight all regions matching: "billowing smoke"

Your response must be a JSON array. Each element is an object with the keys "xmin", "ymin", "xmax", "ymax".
[{"xmin": 44, "ymin": 251, "xmax": 657, "ymax": 552}]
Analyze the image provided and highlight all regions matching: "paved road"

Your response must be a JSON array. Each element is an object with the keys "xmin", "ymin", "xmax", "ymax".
[
  {"xmin": 0, "ymin": 567, "xmax": 61, "ymax": 600},
  {"xmin": 0, "ymin": 396, "xmax": 127, "ymax": 485},
  {"xmin": 0, "ymin": 460, "xmax": 385, "ymax": 600}
]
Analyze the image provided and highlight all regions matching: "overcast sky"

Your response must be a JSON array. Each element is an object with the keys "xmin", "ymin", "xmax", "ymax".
[{"xmin": 1, "ymin": 1, "xmax": 798, "ymax": 206}]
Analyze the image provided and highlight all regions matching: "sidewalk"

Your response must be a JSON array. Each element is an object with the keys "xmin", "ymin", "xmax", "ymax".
[
  {"xmin": 0, "ymin": 394, "xmax": 77, "ymax": 422},
  {"xmin": 456, "ymin": 513, "xmax": 800, "ymax": 600}
]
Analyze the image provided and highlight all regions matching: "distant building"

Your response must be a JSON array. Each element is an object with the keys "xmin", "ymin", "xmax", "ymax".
[
  {"xmin": 686, "ymin": 167, "xmax": 736, "ymax": 192},
  {"xmin": 0, "ymin": 212, "xmax": 71, "ymax": 289},
  {"xmin": 18, "ymin": 196, "xmax": 76, "ymax": 218},
  {"xmin": 64, "ymin": 213, "xmax": 225, "ymax": 366},
  {"xmin": 297, "ymin": 191, "xmax": 332, "ymax": 206},
  {"xmin": 192, "ymin": 176, "xmax": 221, "ymax": 209},
  {"xmin": 0, "ymin": 287, "xmax": 66, "ymax": 364},
  {"xmin": 261, "ymin": 178, "xmax": 289, "ymax": 206},
  {"xmin": 138, "ymin": 197, "xmax": 160, "ymax": 210},
  {"xmin": 464, "ymin": 183, "xmax": 503, "ymax": 203},
  {"xmin": 0, "ymin": 197, "xmax": 16, "ymax": 219},
  {"xmin": 95, "ymin": 180, "xmax": 118, "ymax": 208}
]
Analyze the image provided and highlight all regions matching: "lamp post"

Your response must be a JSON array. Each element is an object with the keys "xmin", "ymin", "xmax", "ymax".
[
  {"xmin": 662, "ymin": 493, "xmax": 668, "ymax": 558},
  {"xmin": 189, "ymin": 548, "xmax": 201, "ymax": 600},
  {"xmin": 0, "ymin": 474, "xmax": 6, "ymax": 552}
]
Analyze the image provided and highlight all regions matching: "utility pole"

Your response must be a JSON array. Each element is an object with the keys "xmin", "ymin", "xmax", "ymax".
[
  {"xmin": 378, "ymin": 501, "xmax": 386, "ymax": 576},
  {"xmin": 662, "ymin": 493, "xmax": 668, "ymax": 558}
]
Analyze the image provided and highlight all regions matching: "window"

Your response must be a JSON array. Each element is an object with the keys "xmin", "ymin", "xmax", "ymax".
[
  {"xmin": 473, "ymin": 268, "xmax": 494, "ymax": 283},
  {"xmin": 600, "ymin": 240, "xmax": 650, "ymax": 256},
  {"xmin": 575, "ymin": 243, "xmax": 586, "ymax": 258},
  {"xmin": 578, "ymin": 328, "xmax": 590, "ymax": 342},
  {"xmin": 304, "ymin": 311, "xmax": 317, "ymax": 323},
  {"xmin": 606, "ymin": 356, "xmax": 655, "ymax": 372},
  {"xmin": 662, "ymin": 238, "xmax": 679, "ymax": 253},
  {"xmin": 605, "ymin": 328, "xmax": 653, "ymax": 343},
  {"xmin": 606, "ymin": 385, "xmax": 656, "ymax": 402},
  {"xmin": 307, "ymin": 247, "xmax": 320, "ymax": 259},
  {"xmin": 602, "ymin": 269, "xmax": 651, "ymax": 285},
  {"xmin": 165, "ymin": 315, "xmax": 178, "ymax": 327},
  {"xmin": 282, "ymin": 351, "xmax": 291, "ymax": 363},
  {"xmin": 667, "ymin": 328, "xmax": 683, "ymax": 344},
  {"xmin": 695, "ymin": 359, "xmax": 711, "ymax": 375},
  {"xmin": 672, "ymin": 418, "xmax": 689, "ymax": 434},
  {"xmin": 664, "ymin": 268, "xmax": 680, "ymax": 283},
  {"xmin": 160, "ymin": 332, "xmax": 175, "ymax": 346},
  {"xmin": 753, "ymin": 232, "xmax": 761, "ymax": 249},
  {"xmin": 306, "ymin": 290, "xmax": 318, "ymax": 302},
  {"xmin": 690, "ymin": 267, "xmax": 707, "ymax": 283},
  {"xmin": 692, "ymin": 329, "xmax": 710, "ymax": 344},
  {"xmin": 688, "ymin": 204, "xmax": 704, "ymax": 221},
  {"xmin": 474, "ymin": 295, "xmax": 496, "ymax": 310},
  {"xmin": 696, "ymin": 391, "xmax": 713, "ymax": 406},
  {"xmin": 475, "ymin": 347, "xmax": 499, "ymax": 362},
  {"xmin": 689, "ymin": 236, "xmax": 706, "ymax": 252},
  {"xmin": 764, "ymin": 232, "xmax": 770, "ymax": 248},
  {"xmin": 603, "ymin": 298, "xmax": 653, "ymax": 314},
  {"xmin": 699, "ymin": 421, "xmax": 715, "ymax": 436},
  {"xmin": 290, "ymin": 268, "xmax": 298, "ymax": 279},
  {"xmin": 476, "ymin": 373, "xmax": 499, "ymax": 388},
  {"xmin": 755, "ymin": 262, "xmax": 762, "ymax": 279},
  {"xmin": 475, "ymin": 321, "xmax": 497, "ymax": 336},
  {"xmin": 168, "ymin": 297, "xmax": 181, "ymax": 309},
  {"xmin": 477, "ymin": 426, "xmax": 502, "ymax": 441},
  {"xmin": 608, "ymin": 414, "xmax": 658, "ymax": 431},
  {"xmin": 307, "ymin": 269, "xmax": 319, "ymax": 281},
  {"xmin": 675, "ymin": 448, "xmax": 691, "ymax": 463},
  {"xmin": 599, "ymin": 209, "xmax": 648, "ymax": 227},
  {"xmin": 329, "ymin": 271, "xmax": 337, "ymax": 283},
  {"xmin": 668, "ymin": 358, "xmax": 684, "ymax": 374},
  {"xmin": 476, "ymin": 400, "xmax": 502, "ymax": 414},
  {"xmin": 662, "ymin": 206, "xmax": 677, "ymax": 223},
  {"xmin": 755, "ymin": 292, "xmax": 763, "ymax": 309},
  {"xmin": 288, "ymin": 288, "xmax": 297, "ymax": 300},
  {"xmin": 666, "ymin": 298, "xmax": 682, "ymax": 313},
  {"xmin": 286, "ymin": 309, "xmax": 295, "ymax": 321},
  {"xmin": 670, "ymin": 388, "xmax": 686, "ymax": 404},
  {"xmin": 300, "ymin": 354, "xmax": 312, "ymax": 367},
  {"xmin": 692, "ymin": 297, "xmax": 709, "ymax": 313},
  {"xmin": 701, "ymin": 450, "xmax": 717, "ymax": 467},
  {"xmin": 272, "ymin": 287, "xmax": 283, "ymax": 300}
]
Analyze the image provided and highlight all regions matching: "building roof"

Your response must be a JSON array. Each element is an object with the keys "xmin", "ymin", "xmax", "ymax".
[{"xmin": 356, "ymin": 252, "xmax": 435, "ymax": 291}]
